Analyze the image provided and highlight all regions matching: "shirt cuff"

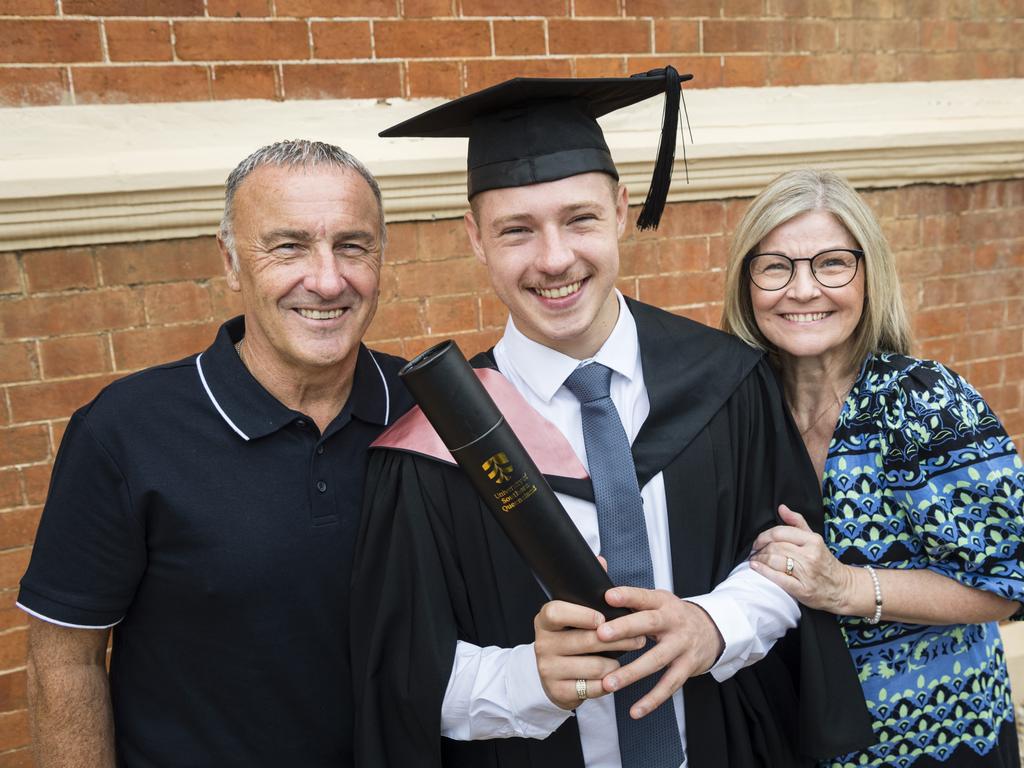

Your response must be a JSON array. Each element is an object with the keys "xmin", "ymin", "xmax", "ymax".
[
  {"xmin": 506, "ymin": 643, "xmax": 574, "ymax": 737},
  {"xmin": 685, "ymin": 561, "xmax": 801, "ymax": 682},
  {"xmin": 441, "ymin": 641, "xmax": 571, "ymax": 740},
  {"xmin": 684, "ymin": 592, "xmax": 752, "ymax": 682}
]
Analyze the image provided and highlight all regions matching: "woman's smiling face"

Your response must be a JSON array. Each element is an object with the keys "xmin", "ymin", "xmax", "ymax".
[{"xmin": 749, "ymin": 210, "xmax": 866, "ymax": 366}]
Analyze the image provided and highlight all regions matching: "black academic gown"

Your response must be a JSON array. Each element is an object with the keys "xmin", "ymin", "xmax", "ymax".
[{"xmin": 351, "ymin": 298, "xmax": 873, "ymax": 768}]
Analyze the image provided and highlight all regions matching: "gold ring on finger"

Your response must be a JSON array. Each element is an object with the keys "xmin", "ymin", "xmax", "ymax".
[
  {"xmin": 575, "ymin": 678, "xmax": 588, "ymax": 701},
  {"xmin": 785, "ymin": 556, "xmax": 795, "ymax": 576}
]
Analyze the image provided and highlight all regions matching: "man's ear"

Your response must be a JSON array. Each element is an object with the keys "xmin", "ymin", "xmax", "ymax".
[
  {"xmin": 217, "ymin": 234, "xmax": 241, "ymax": 292},
  {"xmin": 614, "ymin": 182, "xmax": 629, "ymax": 239},
  {"xmin": 464, "ymin": 210, "xmax": 487, "ymax": 266}
]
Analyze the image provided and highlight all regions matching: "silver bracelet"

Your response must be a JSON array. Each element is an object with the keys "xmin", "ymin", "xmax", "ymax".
[{"xmin": 863, "ymin": 565, "xmax": 883, "ymax": 625}]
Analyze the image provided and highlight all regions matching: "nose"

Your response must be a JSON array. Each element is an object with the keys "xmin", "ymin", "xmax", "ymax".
[
  {"xmin": 535, "ymin": 227, "xmax": 576, "ymax": 276},
  {"xmin": 785, "ymin": 260, "xmax": 821, "ymax": 301},
  {"xmin": 304, "ymin": 245, "xmax": 346, "ymax": 298}
]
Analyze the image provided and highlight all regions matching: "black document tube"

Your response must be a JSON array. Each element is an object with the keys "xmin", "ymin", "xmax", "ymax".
[{"xmin": 400, "ymin": 340, "xmax": 628, "ymax": 621}]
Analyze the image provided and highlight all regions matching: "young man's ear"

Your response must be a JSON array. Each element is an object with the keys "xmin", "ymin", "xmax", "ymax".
[
  {"xmin": 464, "ymin": 210, "xmax": 487, "ymax": 266},
  {"xmin": 614, "ymin": 182, "xmax": 629, "ymax": 239}
]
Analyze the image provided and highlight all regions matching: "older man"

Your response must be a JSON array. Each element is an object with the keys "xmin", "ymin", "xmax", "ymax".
[
  {"xmin": 353, "ymin": 71, "xmax": 873, "ymax": 767},
  {"xmin": 18, "ymin": 140, "xmax": 411, "ymax": 767}
]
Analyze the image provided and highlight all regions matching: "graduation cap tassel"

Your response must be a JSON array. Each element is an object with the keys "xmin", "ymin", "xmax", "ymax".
[
  {"xmin": 680, "ymin": 83, "xmax": 692, "ymax": 184},
  {"xmin": 636, "ymin": 65, "xmax": 681, "ymax": 231}
]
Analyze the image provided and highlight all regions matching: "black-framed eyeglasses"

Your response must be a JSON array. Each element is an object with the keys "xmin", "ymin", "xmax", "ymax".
[{"xmin": 745, "ymin": 248, "xmax": 864, "ymax": 291}]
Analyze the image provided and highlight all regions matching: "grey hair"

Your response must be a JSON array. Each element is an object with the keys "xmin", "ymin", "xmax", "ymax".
[
  {"xmin": 722, "ymin": 168, "xmax": 912, "ymax": 372},
  {"xmin": 219, "ymin": 139, "xmax": 386, "ymax": 271}
]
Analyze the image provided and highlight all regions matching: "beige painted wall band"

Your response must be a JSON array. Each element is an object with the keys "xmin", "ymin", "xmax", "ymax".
[{"xmin": 2, "ymin": 79, "xmax": 1023, "ymax": 252}]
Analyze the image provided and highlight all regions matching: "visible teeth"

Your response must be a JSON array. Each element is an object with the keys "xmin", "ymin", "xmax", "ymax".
[
  {"xmin": 536, "ymin": 281, "xmax": 582, "ymax": 299},
  {"xmin": 297, "ymin": 308, "xmax": 344, "ymax": 320},
  {"xmin": 783, "ymin": 312, "xmax": 830, "ymax": 323}
]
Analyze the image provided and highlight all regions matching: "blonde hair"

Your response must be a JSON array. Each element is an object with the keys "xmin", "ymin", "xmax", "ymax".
[{"xmin": 721, "ymin": 169, "xmax": 911, "ymax": 370}]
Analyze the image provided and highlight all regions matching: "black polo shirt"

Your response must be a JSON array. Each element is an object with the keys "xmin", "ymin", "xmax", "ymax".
[{"xmin": 19, "ymin": 316, "xmax": 412, "ymax": 767}]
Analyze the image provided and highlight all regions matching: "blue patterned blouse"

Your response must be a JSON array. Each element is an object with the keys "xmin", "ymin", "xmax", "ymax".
[{"xmin": 822, "ymin": 353, "xmax": 1024, "ymax": 768}]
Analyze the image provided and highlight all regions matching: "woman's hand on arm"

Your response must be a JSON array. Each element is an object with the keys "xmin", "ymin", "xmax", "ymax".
[
  {"xmin": 749, "ymin": 505, "xmax": 1019, "ymax": 625},
  {"xmin": 749, "ymin": 505, "xmax": 863, "ymax": 615}
]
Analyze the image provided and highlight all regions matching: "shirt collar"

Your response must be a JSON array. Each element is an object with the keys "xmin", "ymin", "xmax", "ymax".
[
  {"xmin": 498, "ymin": 291, "xmax": 641, "ymax": 403},
  {"xmin": 196, "ymin": 316, "xmax": 393, "ymax": 441},
  {"xmin": 347, "ymin": 344, "xmax": 394, "ymax": 427}
]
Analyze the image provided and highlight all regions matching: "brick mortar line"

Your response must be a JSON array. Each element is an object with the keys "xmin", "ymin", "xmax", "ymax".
[
  {"xmin": 0, "ymin": 333, "xmax": 198, "ymax": 349},
  {"xmin": 26, "ymin": 14, "xmax": 1024, "ymax": 21},
  {"xmin": 2, "ymin": 364, "xmax": 117, "ymax": 382},
  {"xmin": 1, "ymin": 284, "xmax": 196, "ymax": 296},
  {"xmin": 951, "ymin": 354, "xmax": 1024, "ymax": 364},
  {"xmin": 29, "ymin": 338, "xmax": 41, "ymax": 382},
  {"xmin": 0, "ymin": 503, "xmax": 42, "ymax": 514},
  {"xmin": 0, "ymin": 454, "xmax": 50, "ymax": 472},
  {"xmin": 0, "ymin": 51, "xmax": 861, "ymax": 67},
  {"xmin": 20, "ymin": 15, "xmax": 996, "ymax": 25},
  {"xmin": 169, "ymin": 18, "xmax": 180, "ymax": 63},
  {"xmin": 0, "ymin": 458, "xmax": 50, "ymax": 471},
  {"xmin": 1, "ymin": 414, "xmax": 74, "ymax": 428},
  {"xmin": 0, "ymin": 13, "xmax": 674, "ymax": 19},
  {"xmin": 58, "ymin": 15, "xmax": 390, "ymax": 19},
  {"xmin": 9, "ymin": 49, "xmax": 1009, "ymax": 70}
]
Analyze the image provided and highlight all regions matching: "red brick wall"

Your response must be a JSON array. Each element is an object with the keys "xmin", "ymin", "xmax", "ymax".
[
  {"xmin": 0, "ymin": 1, "xmax": 1021, "ymax": 106},
  {"xmin": 0, "ymin": 178, "xmax": 1022, "ymax": 760}
]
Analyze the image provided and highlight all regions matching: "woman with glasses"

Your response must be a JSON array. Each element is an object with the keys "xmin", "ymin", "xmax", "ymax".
[{"xmin": 722, "ymin": 168, "xmax": 1024, "ymax": 767}]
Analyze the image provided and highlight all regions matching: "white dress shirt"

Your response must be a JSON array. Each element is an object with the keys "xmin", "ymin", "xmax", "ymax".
[{"xmin": 440, "ymin": 292, "xmax": 800, "ymax": 767}]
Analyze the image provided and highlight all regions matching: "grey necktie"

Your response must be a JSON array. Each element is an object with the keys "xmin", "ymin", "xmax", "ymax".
[{"xmin": 563, "ymin": 362, "xmax": 685, "ymax": 768}]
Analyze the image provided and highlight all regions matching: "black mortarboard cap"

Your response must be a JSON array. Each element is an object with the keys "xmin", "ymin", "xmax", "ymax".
[{"xmin": 380, "ymin": 66, "xmax": 693, "ymax": 230}]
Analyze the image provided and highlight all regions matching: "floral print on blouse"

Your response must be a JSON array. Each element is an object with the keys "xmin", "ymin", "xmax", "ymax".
[{"xmin": 822, "ymin": 353, "xmax": 1024, "ymax": 768}]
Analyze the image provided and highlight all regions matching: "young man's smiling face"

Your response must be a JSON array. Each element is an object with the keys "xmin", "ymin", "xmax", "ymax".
[
  {"xmin": 465, "ymin": 172, "xmax": 628, "ymax": 360},
  {"xmin": 221, "ymin": 164, "xmax": 383, "ymax": 381}
]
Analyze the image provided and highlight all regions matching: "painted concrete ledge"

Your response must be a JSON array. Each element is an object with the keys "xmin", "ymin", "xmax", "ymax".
[{"xmin": 2, "ymin": 78, "xmax": 1023, "ymax": 252}]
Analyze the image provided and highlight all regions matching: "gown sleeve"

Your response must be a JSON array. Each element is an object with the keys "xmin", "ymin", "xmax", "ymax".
[
  {"xmin": 678, "ymin": 357, "xmax": 875, "ymax": 766},
  {"xmin": 885, "ymin": 359, "xmax": 1024, "ymax": 607},
  {"xmin": 350, "ymin": 448, "xmax": 461, "ymax": 768},
  {"xmin": 746, "ymin": 359, "xmax": 877, "ymax": 761}
]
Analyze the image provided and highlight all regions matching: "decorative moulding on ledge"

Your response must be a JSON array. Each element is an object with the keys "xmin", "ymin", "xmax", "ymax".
[{"xmin": 1, "ymin": 79, "xmax": 1023, "ymax": 252}]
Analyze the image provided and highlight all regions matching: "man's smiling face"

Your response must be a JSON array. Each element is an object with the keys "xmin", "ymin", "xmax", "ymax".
[
  {"xmin": 465, "ymin": 172, "xmax": 627, "ymax": 360},
  {"xmin": 223, "ymin": 164, "xmax": 383, "ymax": 379}
]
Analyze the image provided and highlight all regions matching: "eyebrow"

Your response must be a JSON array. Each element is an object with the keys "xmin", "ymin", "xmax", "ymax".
[
  {"xmin": 333, "ymin": 229, "xmax": 377, "ymax": 243},
  {"xmin": 262, "ymin": 228, "xmax": 377, "ymax": 243},
  {"xmin": 263, "ymin": 228, "xmax": 308, "ymax": 241},
  {"xmin": 754, "ymin": 245, "xmax": 858, "ymax": 256},
  {"xmin": 489, "ymin": 200, "xmax": 606, "ymax": 232}
]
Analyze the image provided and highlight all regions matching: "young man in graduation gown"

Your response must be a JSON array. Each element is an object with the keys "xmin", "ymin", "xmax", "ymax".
[{"xmin": 351, "ymin": 67, "xmax": 873, "ymax": 768}]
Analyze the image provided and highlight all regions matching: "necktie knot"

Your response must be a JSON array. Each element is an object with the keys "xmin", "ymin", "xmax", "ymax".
[{"xmin": 563, "ymin": 362, "xmax": 613, "ymax": 404}]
